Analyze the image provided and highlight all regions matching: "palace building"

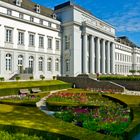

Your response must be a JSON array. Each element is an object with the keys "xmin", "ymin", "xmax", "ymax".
[{"xmin": 0, "ymin": 0, "xmax": 139, "ymax": 80}]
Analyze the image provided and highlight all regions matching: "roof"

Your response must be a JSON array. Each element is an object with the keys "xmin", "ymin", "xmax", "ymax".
[
  {"xmin": 54, "ymin": 1, "xmax": 92, "ymax": 15},
  {"xmin": 0, "ymin": 0, "xmax": 54, "ymax": 18},
  {"xmin": 117, "ymin": 36, "xmax": 140, "ymax": 48}
]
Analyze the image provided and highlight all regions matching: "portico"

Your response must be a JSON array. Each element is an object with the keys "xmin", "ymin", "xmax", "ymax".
[{"xmin": 82, "ymin": 33, "xmax": 115, "ymax": 74}]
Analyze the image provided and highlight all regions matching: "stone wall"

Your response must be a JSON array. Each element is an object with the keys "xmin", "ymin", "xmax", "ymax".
[{"xmin": 57, "ymin": 77, "xmax": 125, "ymax": 92}]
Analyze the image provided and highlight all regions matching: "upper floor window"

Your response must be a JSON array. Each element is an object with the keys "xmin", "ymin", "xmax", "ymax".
[
  {"xmin": 7, "ymin": 9, "xmax": 12, "ymax": 16},
  {"xmin": 39, "ymin": 19, "xmax": 43, "ymax": 25},
  {"xmin": 19, "ymin": 13, "xmax": 23, "ymax": 19},
  {"xmin": 39, "ymin": 36, "xmax": 44, "ymax": 48},
  {"xmin": 30, "ymin": 16, "xmax": 34, "ymax": 22},
  {"xmin": 5, "ymin": 28, "xmax": 13, "ymax": 43},
  {"xmin": 65, "ymin": 36, "xmax": 70, "ymax": 49},
  {"xmin": 16, "ymin": 0, "xmax": 22, "ymax": 6},
  {"xmin": 48, "ymin": 22, "xmax": 52, "ymax": 27},
  {"xmin": 35, "ymin": 4, "xmax": 40, "ymax": 13},
  {"xmin": 29, "ymin": 34, "xmax": 35, "ymax": 46},
  {"xmin": 56, "ymin": 40, "xmax": 60, "ymax": 50},
  {"xmin": 18, "ymin": 31, "xmax": 24, "ymax": 45},
  {"xmin": 48, "ymin": 38, "xmax": 52, "ymax": 49}
]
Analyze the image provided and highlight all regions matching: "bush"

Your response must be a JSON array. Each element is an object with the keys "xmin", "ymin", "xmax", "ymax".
[
  {"xmin": 29, "ymin": 76, "xmax": 34, "ymax": 80},
  {"xmin": 53, "ymin": 76, "xmax": 56, "ymax": 80},
  {"xmin": 99, "ymin": 75, "xmax": 140, "ymax": 81},
  {"xmin": 0, "ymin": 77, "xmax": 4, "ymax": 81},
  {"xmin": 40, "ymin": 75, "xmax": 45, "ymax": 80},
  {"xmin": 15, "ymin": 76, "xmax": 20, "ymax": 81}
]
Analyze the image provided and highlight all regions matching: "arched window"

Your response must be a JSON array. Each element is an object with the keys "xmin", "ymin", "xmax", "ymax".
[
  {"xmin": 6, "ymin": 54, "xmax": 12, "ymax": 71},
  {"xmin": 39, "ymin": 57, "xmax": 43, "ymax": 71},
  {"xmin": 55, "ymin": 59, "xmax": 59, "ymax": 71},
  {"xmin": 18, "ymin": 55, "xmax": 23, "ymax": 66},
  {"xmin": 65, "ymin": 59, "xmax": 70, "ymax": 72},
  {"xmin": 29, "ymin": 56, "xmax": 34, "ymax": 69},
  {"xmin": 47, "ymin": 58, "xmax": 52, "ymax": 71}
]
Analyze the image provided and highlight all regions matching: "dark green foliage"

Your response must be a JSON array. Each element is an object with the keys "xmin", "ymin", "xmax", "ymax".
[
  {"xmin": 15, "ymin": 76, "xmax": 20, "ymax": 81},
  {"xmin": 99, "ymin": 75, "xmax": 140, "ymax": 81},
  {"xmin": 0, "ymin": 77, "xmax": 4, "ymax": 81},
  {"xmin": 40, "ymin": 75, "xmax": 45, "ymax": 80},
  {"xmin": 29, "ymin": 76, "xmax": 34, "ymax": 80}
]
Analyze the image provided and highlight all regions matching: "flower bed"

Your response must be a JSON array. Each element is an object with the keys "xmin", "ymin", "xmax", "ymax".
[{"xmin": 46, "ymin": 91, "xmax": 131, "ymax": 136}]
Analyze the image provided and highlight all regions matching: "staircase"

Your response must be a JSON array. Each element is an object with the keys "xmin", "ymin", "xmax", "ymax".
[{"xmin": 9, "ymin": 74, "xmax": 33, "ymax": 80}]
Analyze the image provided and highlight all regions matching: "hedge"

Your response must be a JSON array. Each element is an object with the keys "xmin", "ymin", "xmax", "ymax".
[
  {"xmin": 0, "ymin": 124, "xmax": 77, "ymax": 140},
  {"xmin": 99, "ymin": 75, "xmax": 140, "ymax": 81},
  {"xmin": 0, "ymin": 83, "xmax": 72, "ymax": 96}
]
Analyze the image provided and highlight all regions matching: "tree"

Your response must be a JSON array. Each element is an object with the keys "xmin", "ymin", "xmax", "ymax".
[
  {"xmin": 137, "ymin": 70, "xmax": 140, "ymax": 75},
  {"xmin": 129, "ymin": 70, "xmax": 136, "ymax": 75}
]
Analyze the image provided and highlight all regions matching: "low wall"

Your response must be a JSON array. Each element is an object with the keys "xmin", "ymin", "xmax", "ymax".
[
  {"xmin": 57, "ymin": 77, "xmax": 125, "ymax": 92},
  {"xmin": 109, "ymin": 80, "xmax": 140, "ymax": 91}
]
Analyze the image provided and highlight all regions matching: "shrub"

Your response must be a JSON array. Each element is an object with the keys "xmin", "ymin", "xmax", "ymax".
[
  {"xmin": 53, "ymin": 76, "xmax": 56, "ymax": 80},
  {"xmin": 15, "ymin": 76, "xmax": 20, "ymax": 81},
  {"xmin": 29, "ymin": 76, "xmax": 34, "ymax": 80},
  {"xmin": 0, "ymin": 77, "xmax": 4, "ymax": 81},
  {"xmin": 40, "ymin": 75, "xmax": 45, "ymax": 80}
]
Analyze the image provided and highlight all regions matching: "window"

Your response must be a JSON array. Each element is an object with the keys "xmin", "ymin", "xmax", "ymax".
[
  {"xmin": 39, "ymin": 36, "xmax": 44, "ymax": 48},
  {"xmin": 16, "ymin": 0, "xmax": 22, "ymax": 6},
  {"xmin": 47, "ymin": 58, "xmax": 52, "ymax": 71},
  {"xmin": 7, "ymin": 9, "xmax": 12, "ymax": 16},
  {"xmin": 48, "ymin": 38, "xmax": 52, "ymax": 49},
  {"xmin": 18, "ymin": 32, "xmax": 24, "ymax": 45},
  {"xmin": 29, "ymin": 34, "xmax": 35, "ymax": 46},
  {"xmin": 48, "ymin": 22, "xmax": 52, "ymax": 27},
  {"xmin": 55, "ymin": 59, "xmax": 59, "ymax": 71},
  {"xmin": 35, "ymin": 4, "xmax": 40, "ymax": 13},
  {"xmin": 29, "ymin": 56, "xmax": 34, "ymax": 73},
  {"xmin": 56, "ymin": 40, "xmax": 60, "ymax": 50},
  {"xmin": 6, "ymin": 29, "xmax": 12, "ymax": 43},
  {"xmin": 39, "ymin": 57, "xmax": 43, "ymax": 71},
  {"xmin": 19, "ymin": 13, "xmax": 23, "ymax": 19},
  {"xmin": 56, "ymin": 24, "xmax": 60, "ymax": 30},
  {"xmin": 66, "ymin": 59, "xmax": 70, "ymax": 72},
  {"xmin": 18, "ymin": 55, "xmax": 23, "ymax": 65},
  {"xmin": 30, "ymin": 16, "xmax": 34, "ymax": 22},
  {"xmin": 6, "ymin": 54, "xmax": 12, "ymax": 71},
  {"xmin": 39, "ymin": 19, "xmax": 43, "ymax": 25},
  {"xmin": 65, "ymin": 36, "xmax": 70, "ymax": 49}
]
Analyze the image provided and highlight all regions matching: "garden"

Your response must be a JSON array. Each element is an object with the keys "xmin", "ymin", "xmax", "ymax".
[
  {"xmin": 0, "ymin": 80, "xmax": 140, "ymax": 140},
  {"xmin": 46, "ymin": 90, "xmax": 131, "ymax": 136}
]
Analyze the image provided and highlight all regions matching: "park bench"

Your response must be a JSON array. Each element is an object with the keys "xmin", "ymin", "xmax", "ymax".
[
  {"xmin": 31, "ymin": 88, "xmax": 41, "ymax": 93},
  {"xmin": 19, "ymin": 89, "xmax": 30, "ymax": 95}
]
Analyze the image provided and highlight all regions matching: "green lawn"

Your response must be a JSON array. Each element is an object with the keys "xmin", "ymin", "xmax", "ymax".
[
  {"xmin": 0, "ymin": 104, "xmax": 116, "ymax": 140},
  {"xmin": 0, "ymin": 80, "xmax": 67, "ymax": 89}
]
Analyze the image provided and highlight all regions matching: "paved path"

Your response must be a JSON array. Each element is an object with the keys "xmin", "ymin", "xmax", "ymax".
[{"xmin": 36, "ymin": 89, "xmax": 69, "ymax": 116}]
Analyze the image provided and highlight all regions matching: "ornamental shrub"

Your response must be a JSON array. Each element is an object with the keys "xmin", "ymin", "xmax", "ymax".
[
  {"xmin": 0, "ymin": 77, "xmax": 4, "ymax": 81},
  {"xmin": 40, "ymin": 75, "xmax": 45, "ymax": 80},
  {"xmin": 15, "ymin": 76, "xmax": 20, "ymax": 81}
]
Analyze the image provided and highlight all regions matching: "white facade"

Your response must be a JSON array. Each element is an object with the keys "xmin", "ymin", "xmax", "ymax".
[
  {"xmin": 0, "ymin": 1, "xmax": 140, "ymax": 79},
  {"xmin": 0, "ymin": 0, "xmax": 61, "ymax": 79},
  {"xmin": 55, "ymin": 1, "xmax": 140, "ymax": 76}
]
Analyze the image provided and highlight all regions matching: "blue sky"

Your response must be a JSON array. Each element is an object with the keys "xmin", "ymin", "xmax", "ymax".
[{"xmin": 34, "ymin": 0, "xmax": 140, "ymax": 46}]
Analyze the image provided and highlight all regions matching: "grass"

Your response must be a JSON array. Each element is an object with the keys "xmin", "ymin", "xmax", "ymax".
[
  {"xmin": 0, "ymin": 80, "xmax": 67, "ymax": 89},
  {"xmin": 0, "ymin": 104, "xmax": 117, "ymax": 140}
]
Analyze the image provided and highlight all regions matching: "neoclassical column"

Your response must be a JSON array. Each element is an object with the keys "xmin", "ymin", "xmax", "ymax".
[
  {"xmin": 111, "ymin": 43, "xmax": 115, "ymax": 74},
  {"xmin": 106, "ymin": 41, "xmax": 110, "ymax": 74},
  {"xmin": 90, "ymin": 35, "xmax": 95, "ymax": 74},
  {"xmin": 101, "ymin": 39, "xmax": 106, "ymax": 74},
  {"xmin": 83, "ymin": 33, "xmax": 88, "ymax": 73},
  {"xmin": 96, "ymin": 37, "xmax": 100, "ymax": 73}
]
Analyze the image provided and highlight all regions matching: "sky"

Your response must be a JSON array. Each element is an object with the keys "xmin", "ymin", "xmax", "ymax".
[{"xmin": 34, "ymin": 0, "xmax": 140, "ymax": 46}]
